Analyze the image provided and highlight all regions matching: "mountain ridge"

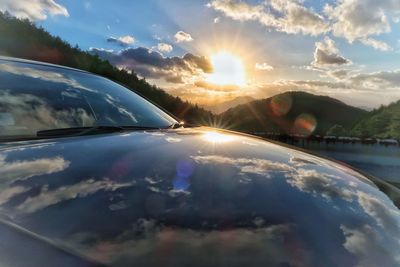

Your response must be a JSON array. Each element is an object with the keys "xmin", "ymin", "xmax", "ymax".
[
  {"xmin": 202, "ymin": 96, "xmax": 254, "ymax": 114},
  {"xmin": 351, "ymin": 100, "xmax": 400, "ymax": 138},
  {"xmin": 219, "ymin": 91, "xmax": 368, "ymax": 135}
]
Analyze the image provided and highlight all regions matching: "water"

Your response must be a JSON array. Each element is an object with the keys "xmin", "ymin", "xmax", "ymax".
[{"xmin": 291, "ymin": 142, "xmax": 400, "ymax": 183}]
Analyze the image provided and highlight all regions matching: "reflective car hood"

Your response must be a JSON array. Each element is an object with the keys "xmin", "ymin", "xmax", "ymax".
[{"xmin": 0, "ymin": 127, "xmax": 400, "ymax": 267}]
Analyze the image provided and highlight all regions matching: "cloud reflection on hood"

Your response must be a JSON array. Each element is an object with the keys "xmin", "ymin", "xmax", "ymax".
[
  {"xmin": 69, "ymin": 219, "xmax": 310, "ymax": 267},
  {"xmin": 0, "ymin": 128, "xmax": 400, "ymax": 266}
]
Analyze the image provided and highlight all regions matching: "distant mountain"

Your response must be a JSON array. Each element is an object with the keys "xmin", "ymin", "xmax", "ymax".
[
  {"xmin": 357, "ymin": 106, "xmax": 373, "ymax": 112},
  {"xmin": 351, "ymin": 100, "xmax": 400, "ymax": 138},
  {"xmin": 0, "ymin": 12, "xmax": 213, "ymax": 125},
  {"xmin": 220, "ymin": 91, "xmax": 368, "ymax": 135},
  {"xmin": 202, "ymin": 96, "xmax": 254, "ymax": 114}
]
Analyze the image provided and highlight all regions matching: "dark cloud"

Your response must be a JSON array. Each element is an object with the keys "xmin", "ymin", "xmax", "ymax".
[
  {"xmin": 312, "ymin": 37, "xmax": 351, "ymax": 67},
  {"xmin": 106, "ymin": 35, "xmax": 135, "ymax": 47},
  {"xmin": 90, "ymin": 47, "xmax": 212, "ymax": 84}
]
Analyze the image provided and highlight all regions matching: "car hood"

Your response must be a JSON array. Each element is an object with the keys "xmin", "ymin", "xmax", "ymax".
[{"xmin": 0, "ymin": 127, "xmax": 400, "ymax": 267}]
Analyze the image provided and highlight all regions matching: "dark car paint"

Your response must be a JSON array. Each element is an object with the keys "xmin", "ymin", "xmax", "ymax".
[
  {"xmin": 1, "ymin": 57, "xmax": 400, "ymax": 267},
  {"xmin": 1, "ymin": 127, "xmax": 400, "ymax": 267}
]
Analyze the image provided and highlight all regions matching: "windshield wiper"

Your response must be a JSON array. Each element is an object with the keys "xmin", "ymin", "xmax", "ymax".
[{"xmin": 36, "ymin": 125, "xmax": 161, "ymax": 137}]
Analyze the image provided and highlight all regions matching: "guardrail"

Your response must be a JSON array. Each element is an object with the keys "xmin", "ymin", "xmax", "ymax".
[{"xmin": 248, "ymin": 132, "xmax": 400, "ymax": 147}]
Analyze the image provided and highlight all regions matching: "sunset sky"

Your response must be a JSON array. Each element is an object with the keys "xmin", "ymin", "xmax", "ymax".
[{"xmin": 2, "ymin": 0, "xmax": 400, "ymax": 108}]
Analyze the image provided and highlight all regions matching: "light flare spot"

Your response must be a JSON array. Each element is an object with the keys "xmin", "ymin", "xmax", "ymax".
[{"xmin": 292, "ymin": 113, "xmax": 317, "ymax": 136}]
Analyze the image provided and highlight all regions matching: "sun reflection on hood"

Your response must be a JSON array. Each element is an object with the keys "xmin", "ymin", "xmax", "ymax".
[{"xmin": 202, "ymin": 131, "xmax": 236, "ymax": 144}]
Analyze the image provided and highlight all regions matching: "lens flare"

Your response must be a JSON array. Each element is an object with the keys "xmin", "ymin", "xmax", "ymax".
[
  {"xmin": 270, "ymin": 94, "xmax": 293, "ymax": 116},
  {"xmin": 292, "ymin": 113, "xmax": 317, "ymax": 136}
]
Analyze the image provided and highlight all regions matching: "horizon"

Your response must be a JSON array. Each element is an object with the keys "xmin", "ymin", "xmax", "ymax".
[{"xmin": 1, "ymin": 0, "xmax": 400, "ymax": 108}]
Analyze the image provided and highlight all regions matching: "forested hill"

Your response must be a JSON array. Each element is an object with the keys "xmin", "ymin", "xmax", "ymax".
[
  {"xmin": 351, "ymin": 100, "xmax": 400, "ymax": 138},
  {"xmin": 220, "ymin": 91, "xmax": 368, "ymax": 135},
  {"xmin": 0, "ymin": 12, "xmax": 213, "ymax": 125}
]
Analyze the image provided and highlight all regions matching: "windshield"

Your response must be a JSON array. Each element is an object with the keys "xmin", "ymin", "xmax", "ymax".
[{"xmin": 0, "ymin": 60, "xmax": 177, "ymax": 139}]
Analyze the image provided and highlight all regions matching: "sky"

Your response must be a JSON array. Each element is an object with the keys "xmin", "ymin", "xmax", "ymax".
[{"xmin": 1, "ymin": 0, "xmax": 400, "ymax": 108}]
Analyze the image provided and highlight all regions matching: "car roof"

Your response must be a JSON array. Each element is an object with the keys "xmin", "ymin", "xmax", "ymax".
[{"xmin": 0, "ymin": 56, "xmax": 90, "ymax": 74}]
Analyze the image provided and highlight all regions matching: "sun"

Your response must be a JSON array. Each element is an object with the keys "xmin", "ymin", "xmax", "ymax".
[{"xmin": 206, "ymin": 51, "xmax": 246, "ymax": 86}]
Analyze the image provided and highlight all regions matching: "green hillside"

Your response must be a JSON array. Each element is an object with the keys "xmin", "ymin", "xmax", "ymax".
[
  {"xmin": 352, "ymin": 101, "xmax": 400, "ymax": 138},
  {"xmin": 220, "ymin": 91, "xmax": 368, "ymax": 135},
  {"xmin": 0, "ymin": 12, "xmax": 213, "ymax": 125}
]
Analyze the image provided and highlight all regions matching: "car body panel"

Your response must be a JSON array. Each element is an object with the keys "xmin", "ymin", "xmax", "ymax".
[{"xmin": 1, "ymin": 127, "xmax": 400, "ymax": 267}]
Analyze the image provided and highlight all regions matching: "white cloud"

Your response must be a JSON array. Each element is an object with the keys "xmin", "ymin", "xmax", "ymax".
[
  {"xmin": 360, "ymin": 38, "xmax": 392, "ymax": 51},
  {"xmin": 208, "ymin": 0, "xmax": 329, "ymax": 36},
  {"xmin": 0, "ymin": 0, "xmax": 69, "ymax": 21},
  {"xmin": 312, "ymin": 37, "xmax": 351, "ymax": 67},
  {"xmin": 341, "ymin": 224, "xmax": 400, "ymax": 267},
  {"xmin": 255, "ymin": 62, "xmax": 274, "ymax": 71},
  {"xmin": 157, "ymin": 43, "xmax": 173, "ymax": 53},
  {"xmin": 324, "ymin": 0, "xmax": 400, "ymax": 49},
  {"xmin": 107, "ymin": 35, "xmax": 135, "ymax": 46},
  {"xmin": 174, "ymin": 31, "xmax": 194, "ymax": 42},
  {"xmin": 0, "ymin": 91, "xmax": 96, "ymax": 135},
  {"xmin": 356, "ymin": 190, "xmax": 400, "ymax": 233},
  {"xmin": 209, "ymin": 0, "xmax": 399, "ymax": 50},
  {"xmin": 0, "ymin": 154, "xmax": 70, "ymax": 185},
  {"xmin": 0, "ymin": 186, "xmax": 28, "ymax": 206},
  {"xmin": 17, "ymin": 178, "xmax": 134, "ymax": 213},
  {"xmin": 191, "ymin": 155, "xmax": 293, "ymax": 177},
  {"xmin": 287, "ymin": 168, "xmax": 355, "ymax": 202},
  {"xmin": 0, "ymin": 63, "xmax": 94, "ymax": 92}
]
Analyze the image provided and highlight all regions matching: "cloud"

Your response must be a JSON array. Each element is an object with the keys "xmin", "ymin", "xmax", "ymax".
[
  {"xmin": 17, "ymin": 178, "xmax": 134, "ymax": 214},
  {"xmin": 194, "ymin": 80, "xmax": 240, "ymax": 92},
  {"xmin": 360, "ymin": 38, "xmax": 392, "ymax": 51},
  {"xmin": 156, "ymin": 43, "xmax": 173, "ymax": 53},
  {"xmin": 0, "ymin": 0, "xmax": 69, "ymax": 21},
  {"xmin": 324, "ymin": 0, "xmax": 400, "ymax": 49},
  {"xmin": 254, "ymin": 68, "xmax": 400, "ymax": 107},
  {"xmin": 348, "ymin": 70, "xmax": 400, "ymax": 90},
  {"xmin": 341, "ymin": 224, "xmax": 400, "ymax": 267},
  {"xmin": 356, "ymin": 190, "xmax": 400, "ymax": 233},
  {"xmin": 90, "ymin": 47, "xmax": 212, "ymax": 84},
  {"xmin": 0, "ymin": 91, "xmax": 96, "ymax": 135},
  {"xmin": 312, "ymin": 37, "xmax": 351, "ymax": 67},
  {"xmin": 68, "ymin": 220, "xmax": 308, "ymax": 267},
  {"xmin": 286, "ymin": 168, "xmax": 355, "ymax": 202},
  {"xmin": 255, "ymin": 62, "xmax": 274, "ymax": 71},
  {"xmin": 0, "ymin": 186, "xmax": 29, "ymax": 206},
  {"xmin": 174, "ymin": 31, "xmax": 194, "ymax": 42},
  {"xmin": 0, "ymin": 154, "xmax": 70, "ymax": 185},
  {"xmin": 208, "ymin": 0, "xmax": 329, "ymax": 36},
  {"xmin": 325, "ymin": 69, "xmax": 353, "ymax": 80},
  {"xmin": 209, "ymin": 0, "xmax": 398, "ymax": 50},
  {"xmin": 191, "ymin": 155, "xmax": 293, "ymax": 177},
  {"xmin": 278, "ymin": 69, "xmax": 400, "ymax": 93},
  {"xmin": 0, "ymin": 63, "xmax": 94, "ymax": 92},
  {"xmin": 107, "ymin": 35, "xmax": 135, "ymax": 46}
]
